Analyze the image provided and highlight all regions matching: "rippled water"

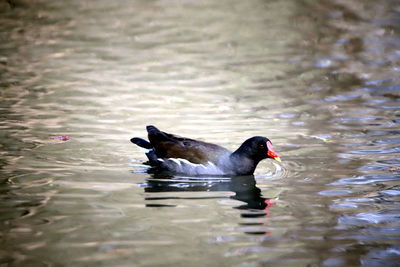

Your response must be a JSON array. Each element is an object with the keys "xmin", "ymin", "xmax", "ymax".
[{"xmin": 1, "ymin": 0, "xmax": 399, "ymax": 266}]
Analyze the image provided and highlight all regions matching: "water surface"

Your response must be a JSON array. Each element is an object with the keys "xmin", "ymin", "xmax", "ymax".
[{"xmin": 1, "ymin": 0, "xmax": 399, "ymax": 266}]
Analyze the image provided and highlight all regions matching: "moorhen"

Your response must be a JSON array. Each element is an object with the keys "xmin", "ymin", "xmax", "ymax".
[{"xmin": 131, "ymin": 125, "xmax": 280, "ymax": 176}]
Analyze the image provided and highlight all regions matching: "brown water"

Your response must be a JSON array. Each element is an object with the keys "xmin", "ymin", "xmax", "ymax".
[{"xmin": 1, "ymin": 0, "xmax": 400, "ymax": 266}]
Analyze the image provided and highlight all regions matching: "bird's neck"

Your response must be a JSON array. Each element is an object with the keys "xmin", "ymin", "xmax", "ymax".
[{"xmin": 230, "ymin": 149, "xmax": 260, "ymax": 175}]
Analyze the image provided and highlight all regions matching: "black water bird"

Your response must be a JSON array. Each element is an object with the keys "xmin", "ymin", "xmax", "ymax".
[{"xmin": 131, "ymin": 125, "xmax": 280, "ymax": 176}]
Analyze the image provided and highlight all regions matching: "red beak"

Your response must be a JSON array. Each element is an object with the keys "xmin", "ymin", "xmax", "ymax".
[{"xmin": 267, "ymin": 141, "xmax": 281, "ymax": 162}]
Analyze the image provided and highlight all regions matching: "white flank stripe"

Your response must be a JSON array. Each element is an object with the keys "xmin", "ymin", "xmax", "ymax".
[
  {"xmin": 170, "ymin": 158, "xmax": 182, "ymax": 166},
  {"xmin": 157, "ymin": 158, "xmax": 226, "ymax": 175}
]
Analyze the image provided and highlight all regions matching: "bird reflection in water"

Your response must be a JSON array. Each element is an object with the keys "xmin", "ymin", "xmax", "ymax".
[{"xmin": 142, "ymin": 172, "xmax": 276, "ymax": 234}]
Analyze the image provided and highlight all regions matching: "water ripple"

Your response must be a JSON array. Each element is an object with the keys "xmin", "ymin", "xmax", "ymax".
[{"xmin": 331, "ymin": 174, "xmax": 399, "ymax": 185}]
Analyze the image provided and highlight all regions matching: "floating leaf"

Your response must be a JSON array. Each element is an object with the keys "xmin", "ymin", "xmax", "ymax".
[{"xmin": 50, "ymin": 136, "xmax": 70, "ymax": 141}]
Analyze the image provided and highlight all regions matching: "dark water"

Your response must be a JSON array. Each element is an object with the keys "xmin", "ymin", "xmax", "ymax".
[{"xmin": 1, "ymin": 0, "xmax": 399, "ymax": 266}]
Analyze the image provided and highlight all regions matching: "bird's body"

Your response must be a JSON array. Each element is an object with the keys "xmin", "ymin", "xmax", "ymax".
[{"xmin": 131, "ymin": 125, "xmax": 280, "ymax": 176}]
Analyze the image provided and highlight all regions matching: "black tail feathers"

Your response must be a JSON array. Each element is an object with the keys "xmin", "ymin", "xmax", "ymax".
[
  {"xmin": 130, "ymin": 137, "xmax": 153, "ymax": 149},
  {"xmin": 146, "ymin": 125, "xmax": 160, "ymax": 134}
]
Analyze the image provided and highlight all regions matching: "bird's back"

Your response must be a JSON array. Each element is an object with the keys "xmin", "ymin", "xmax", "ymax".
[{"xmin": 147, "ymin": 125, "xmax": 230, "ymax": 164}]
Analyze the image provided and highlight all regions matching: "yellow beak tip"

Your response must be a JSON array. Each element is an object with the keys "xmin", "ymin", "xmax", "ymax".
[{"xmin": 274, "ymin": 157, "xmax": 281, "ymax": 162}]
